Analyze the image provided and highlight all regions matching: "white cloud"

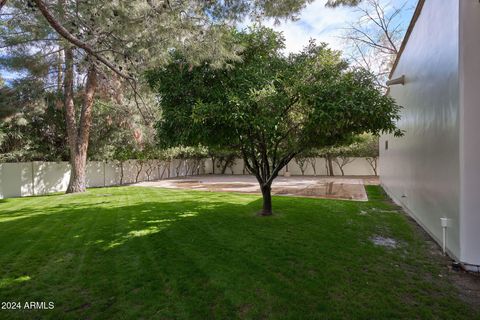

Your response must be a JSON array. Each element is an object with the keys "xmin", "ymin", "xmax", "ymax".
[
  {"xmin": 242, "ymin": 0, "xmax": 416, "ymax": 55},
  {"xmin": 260, "ymin": 0, "xmax": 362, "ymax": 54}
]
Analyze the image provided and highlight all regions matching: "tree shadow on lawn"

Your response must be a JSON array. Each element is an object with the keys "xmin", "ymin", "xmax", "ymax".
[{"xmin": 0, "ymin": 188, "xmax": 477, "ymax": 319}]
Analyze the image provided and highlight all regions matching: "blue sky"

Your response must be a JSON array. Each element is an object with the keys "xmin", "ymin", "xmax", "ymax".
[
  {"xmin": 259, "ymin": 0, "xmax": 418, "ymax": 54},
  {"xmin": 1, "ymin": 70, "xmax": 22, "ymax": 83}
]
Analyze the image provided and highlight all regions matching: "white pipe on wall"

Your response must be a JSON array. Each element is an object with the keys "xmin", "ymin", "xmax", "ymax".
[{"xmin": 440, "ymin": 218, "xmax": 449, "ymax": 255}]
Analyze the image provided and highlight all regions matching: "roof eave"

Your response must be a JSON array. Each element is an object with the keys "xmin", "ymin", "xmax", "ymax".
[{"xmin": 388, "ymin": 0, "xmax": 426, "ymax": 79}]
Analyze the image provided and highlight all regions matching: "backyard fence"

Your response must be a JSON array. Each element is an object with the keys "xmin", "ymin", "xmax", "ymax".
[
  {"xmin": 0, "ymin": 157, "xmax": 376, "ymax": 199},
  {"xmin": 204, "ymin": 157, "xmax": 376, "ymax": 177},
  {"xmin": 0, "ymin": 159, "xmax": 206, "ymax": 199}
]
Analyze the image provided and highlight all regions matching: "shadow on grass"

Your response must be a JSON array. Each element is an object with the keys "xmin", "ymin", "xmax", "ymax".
[
  {"xmin": 0, "ymin": 187, "xmax": 476, "ymax": 319},
  {"xmin": 0, "ymin": 194, "xmax": 284, "ymax": 318}
]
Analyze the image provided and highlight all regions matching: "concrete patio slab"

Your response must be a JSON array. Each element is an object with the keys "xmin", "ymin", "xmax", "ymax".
[{"xmin": 133, "ymin": 175, "xmax": 377, "ymax": 201}]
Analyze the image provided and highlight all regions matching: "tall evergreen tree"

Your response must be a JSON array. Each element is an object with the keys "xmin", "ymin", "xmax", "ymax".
[{"xmin": 1, "ymin": 0, "xmax": 314, "ymax": 193}]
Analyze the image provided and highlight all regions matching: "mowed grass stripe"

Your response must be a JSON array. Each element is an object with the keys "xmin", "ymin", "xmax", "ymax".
[{"xmin": 0, "ymin": 186, "xmax": 477, "ymax": 319}]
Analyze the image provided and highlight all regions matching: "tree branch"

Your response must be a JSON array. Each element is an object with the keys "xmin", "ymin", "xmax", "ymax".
[
  {"xmin": 32, "ymin": 0, "xmax": 132, "ymax": 81},
  {"xmin": 0, "ymin": 0, "xmax": 7, "ymax": 13},
  {"xmin": 265, "ymin": 152, "xmax": 296, "ymax": 186}
]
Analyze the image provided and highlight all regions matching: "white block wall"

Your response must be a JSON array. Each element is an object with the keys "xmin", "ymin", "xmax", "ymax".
[
  {"xmin": 0, "ymin": 159, "xmax": 207, "ymax": 199},
  {"xmin": 205, "ymin": 157, "xmax": 377, "ymax": 176},
  {"xmin": 0, "ymin": 156, "xmax": 374, "ymax": 199}
]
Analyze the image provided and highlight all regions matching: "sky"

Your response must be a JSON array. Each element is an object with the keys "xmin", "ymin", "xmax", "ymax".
[{"xmin": 256, "ymin": 0, "xmax": 418, "ymax": 54}]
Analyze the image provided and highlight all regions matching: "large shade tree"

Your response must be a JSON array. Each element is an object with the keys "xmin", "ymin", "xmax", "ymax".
[
  {"xmin": 1, "ymin": 0, "xmax": 314, "ymax": 193},
  {"xmin": 147, "ymin": 27, "xmax": 402, "ymax": 215}
]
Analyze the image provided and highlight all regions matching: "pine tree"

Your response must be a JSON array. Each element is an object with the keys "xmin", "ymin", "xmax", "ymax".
[{"xmin": 1, "ymin": 0, "xmax": 314, "ymax": 193}]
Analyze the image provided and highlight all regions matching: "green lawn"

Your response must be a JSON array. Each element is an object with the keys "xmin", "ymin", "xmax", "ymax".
[{"xmin": 0, "ymin": 186, "xmax": 476, "ymax": 319}]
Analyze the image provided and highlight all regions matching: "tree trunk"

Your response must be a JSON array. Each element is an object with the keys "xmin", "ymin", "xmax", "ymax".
[
  {"xmin": 221, "ymin": 161, "xmax": 228, "ymax": 174},
  {"xmin": 65, "ymin": 60, "xmax": 97, "ymax": 193},
  {"xmin": 260, "ymin": 184, "xmax": 273, "ymax": 216},
  {"xmin": 54, "ymin": 0, "xmax": 65, "ymax": 109},
  {"xmin": 120, "ymin": 161, "xmax": 124, "ymax": 185},
  {"xmin": 327, "ymin": 156, "xmax": 334, "ymax": 176},
  {"xmin": 327, "ymin": 181, "xmax": 334, "ymax": 195},
  {"xmin": 211, "ymin": 157, "xmax": 215, "ymax": 174},
  {"xmin": 67, "ymin": 152, "xmax": 88, "ymax": 193},
  {"xmin": 135, "ymin": 163, "xmax": 143, "ymax": 183},
  {"xmin": 57, "ymin": 50, "xmax": 63, "ymax": 94},
  {"xmin": 64, "ymin": 47, "xmax": 78, "ymax": 192},
  {"xmin": 367, "ymin": 157, "xmax": 378, "ymax": 176},
  {"xmin": 160, "ymin": 163, "xmax": 167, "ymax": 179},
  {"xmin": 146, "ymin": 163, "xmax": 153, "ymax": 181},
  {"xmin": 175, "ymin": 162, "xmax": 181, "ymax": 176}
]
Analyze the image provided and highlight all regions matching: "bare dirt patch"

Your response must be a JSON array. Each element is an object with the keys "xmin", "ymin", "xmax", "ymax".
[
  {"xmin": 204, "ymin": 183, "xmax": 255, "ymax": 189},
  {"xmin": 273, "ymin": 183, "xmax": 365, "ymax": 200},
  {"xmin": 134, "ymin": 175, "xmax": 369, "ymax": 201},
  {"xmin": 174, "ymin": 180, "xmax": 200, "ymax": 184}
]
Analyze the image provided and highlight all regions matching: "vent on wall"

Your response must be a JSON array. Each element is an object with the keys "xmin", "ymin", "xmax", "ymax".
[{"xmin": 385, "ymin": 140, "xmax": 389, "ymax": 150}]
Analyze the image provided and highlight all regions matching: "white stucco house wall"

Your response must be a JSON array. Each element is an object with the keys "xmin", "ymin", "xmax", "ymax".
[{"xmin": 380, "ymin": 0, "xmax": 480, "ymax": 271}]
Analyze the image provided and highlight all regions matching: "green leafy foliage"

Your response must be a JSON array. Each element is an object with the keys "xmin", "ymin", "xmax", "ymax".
[
  {"xmin": 0, "ymin": 91, "xmax": 67, "ymax": 162},
  {"xmin": 149, "ymin": 28, "xmax": 401, "ymax": 153},
  {"xmin": 160, "ymin": 146, "xmax": 208, "ymax": 161},
  {"xmin": 148, "ymin": 27, "xmax": 401, "ymax": 213},
  {"xmin": 88, "ymin": 99, "xmax": 155, "ymax": 162},
  {"xmin": 0, "ymin": 88, "xmax": 155, "ymax": 162},
  {"xmin": 326, "ymin": 0, "xmax": 363, "ymax": 7}
]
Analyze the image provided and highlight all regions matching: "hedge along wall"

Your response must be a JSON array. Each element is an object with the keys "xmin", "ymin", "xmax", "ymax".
[{"xmin": 0, "ymin": 159, "xmax": 206, "ymax": 199}]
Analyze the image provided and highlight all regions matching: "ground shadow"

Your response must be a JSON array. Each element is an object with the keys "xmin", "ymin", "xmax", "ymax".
[{"xmin": 0, "ymin": 187, "xmax": 476, "ymax": 319}]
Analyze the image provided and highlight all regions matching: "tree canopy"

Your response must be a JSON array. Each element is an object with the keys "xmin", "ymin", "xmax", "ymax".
[
  {"xmin": 326, "ymin": 0, "xmax": 363, "ymax": 7},
  {"xmin": 1, "ymin": 0, "xmax": 315, "ymax": 81},
  {"xmin": 147, "ymin": 27, "xmax": 402, "ymax": 215},
  {"xmin": 0, "ymin": 0, "xmax": 315, "ymax": 193}
]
